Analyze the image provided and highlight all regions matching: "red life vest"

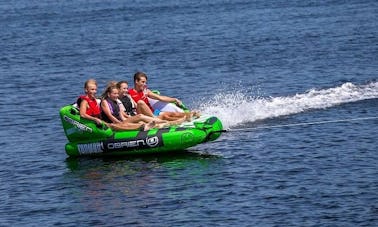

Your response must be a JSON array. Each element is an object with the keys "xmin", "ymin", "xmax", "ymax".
[
  {"xmin": 78, "ymin": 95, "xmax": 101, "ymax": 117},
  {"xmin": 128, "ymin": 88, "xmax": 153, "ymax": 111}
]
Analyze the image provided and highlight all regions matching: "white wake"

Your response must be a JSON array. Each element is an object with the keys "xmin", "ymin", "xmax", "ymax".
[{"xmin": 198, "ymin": 82, "xmax": 378, "ymax": 129}]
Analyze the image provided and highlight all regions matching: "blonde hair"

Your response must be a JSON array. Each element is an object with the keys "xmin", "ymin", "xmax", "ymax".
[
  {"xmin": 84, "ymin": 79, "xmax": 97, "ymax": 89},
  {"xmin": 101, "ymin": 80, "xmax": 118, "ymax": 99}
]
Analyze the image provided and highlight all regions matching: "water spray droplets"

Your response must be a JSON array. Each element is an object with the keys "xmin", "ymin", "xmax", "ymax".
[{"xmin": 198, "ymin": 82, "xmax": 378, "ymax": 129}]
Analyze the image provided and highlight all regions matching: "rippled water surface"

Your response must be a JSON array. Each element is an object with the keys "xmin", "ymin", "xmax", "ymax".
[{"xmin": 1, "ymin": 0, "xmax": 377, "ymax": 226}]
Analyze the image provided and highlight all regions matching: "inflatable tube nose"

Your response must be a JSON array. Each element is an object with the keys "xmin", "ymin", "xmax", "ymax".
[{"xmin": 194, "ymin": 117, "xmax": 224, "ymax": 142}]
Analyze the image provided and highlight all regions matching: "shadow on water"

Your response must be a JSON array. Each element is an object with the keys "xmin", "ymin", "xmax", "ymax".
[
  {"xmin": 60, "ymin": 150, "xmax": 226, "ymax": 219},
  {"xmin": 62, "ymin": 150, "xmax": 224, "ymax": 198},
  {"xmin": 65, "ymin": 150, "xmax": 222, "ymax": 172}
]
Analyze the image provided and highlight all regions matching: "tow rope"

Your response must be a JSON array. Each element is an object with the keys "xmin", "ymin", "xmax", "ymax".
[{"xmin": 225, "ymin": 116, "xmax": 378, "ymax": 132}]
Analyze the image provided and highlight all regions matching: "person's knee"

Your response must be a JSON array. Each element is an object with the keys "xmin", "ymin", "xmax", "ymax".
[
  {"xmin": 160, "ymin": 112, "xmax": 168, "ymax": 117},
  {"xmin": 137, "ymin": 100, "xmax": 147, "ymax": 106}
]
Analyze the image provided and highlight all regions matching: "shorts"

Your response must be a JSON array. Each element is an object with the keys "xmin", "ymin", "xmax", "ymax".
[{"xmin": 153, "ymin": 109, "xmax": 161, "ymax": 116}]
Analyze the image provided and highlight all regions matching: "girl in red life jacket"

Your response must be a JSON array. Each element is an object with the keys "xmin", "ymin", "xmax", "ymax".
[{"xmin": 77, "ymin": 79, "xmax": 102, "ymax": 125}]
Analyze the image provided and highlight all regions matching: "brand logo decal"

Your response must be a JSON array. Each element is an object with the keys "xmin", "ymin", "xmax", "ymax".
[
  {"xmin": 76, "ymin": 130, "xmax": 168, "ymax": 155},
  {"xmin": 64, "ymin": 116, "xmax": 93, "ymax": 133},
  {"xmin": 146, "ymin": 136, "xmax": 159, "ymax": 147},
  {"xmin": 78, "ymin": 142, "xmax": 104, "ymax": 155},
  {"xmin": 76, "ymin": 136, "xmax": 162, "ymax": 155},
  {"xmin": 181, "ymin": 132, "xmax": 194, "ymax": 143},
  {"xmin": 106, "ymin": 136, "xmax": 161, "ymax": 151}
]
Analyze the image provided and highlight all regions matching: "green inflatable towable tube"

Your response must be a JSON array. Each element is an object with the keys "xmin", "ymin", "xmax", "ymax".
[{"xmin": 59, "ymin": 104, "xmax": 223, "ymax": 157}]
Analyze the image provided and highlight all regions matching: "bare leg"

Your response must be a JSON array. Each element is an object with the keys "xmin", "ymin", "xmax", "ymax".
[
  {"xmin": 136, "ymin": 100, "xmax": 154, "ymax": 117},
  {"xmin": 185, "ymin": 112, "xmax": 192, "ymax": 122},
  {"xmin": 167, "ymin": 116, "xmax": 187, "ymax": 125},
  {"xmin": 154, "ymin": 122, "xmax": 170, "ymax": 128},
  {"xmin": 168, "ymin": 111, "xmax": 200, "ymax": 124},
  {"xmin": 158, "ymin": 112, "xmax": 186, "ymax": 121},
  {"xmin": 135, "ymin": 114, "xmax": 168, "ymax": 124},
  {"xmin": 143, "ymin": 121, "xmax": 156, "ymax": 131},
  {"xmin": 109, "ymin": 122, "xmax": 144, "ymax": 131}
]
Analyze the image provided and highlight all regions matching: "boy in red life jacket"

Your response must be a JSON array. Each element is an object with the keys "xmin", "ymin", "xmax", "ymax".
[{"xmin": 128, "ymin": 72, "xmax": 199, "ymax": 123}]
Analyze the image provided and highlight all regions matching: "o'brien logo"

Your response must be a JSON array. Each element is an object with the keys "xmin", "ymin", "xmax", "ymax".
[
  {"xmin": 107, "ymin": 136, "xmax": 160, "ymax": 150},
  {"xmin": 146, "ymin": 136, "xmax": 159, "ymax": 147},
  {"xmin": 64, "ymin": 116, "xmax": 92, "ymax": 133},
  {"xmin": 76, "ymin": 136, "xmax": 163, "ymax": 155}
]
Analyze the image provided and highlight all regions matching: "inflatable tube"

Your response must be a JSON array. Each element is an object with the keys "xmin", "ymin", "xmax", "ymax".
[{"xmin": 59, "ymin": 104, "xmax": 223, "ymax": 156}]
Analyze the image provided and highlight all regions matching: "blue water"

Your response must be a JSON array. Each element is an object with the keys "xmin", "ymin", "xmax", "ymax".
[{"xmin": 1, "ymin": 0, "xmax": 377, "ymax": 226}]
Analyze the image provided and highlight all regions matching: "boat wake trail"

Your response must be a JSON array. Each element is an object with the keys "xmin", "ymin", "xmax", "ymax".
[{"xmin": 198, "ymin": 82, "xmax": 378, "ymax": 129}]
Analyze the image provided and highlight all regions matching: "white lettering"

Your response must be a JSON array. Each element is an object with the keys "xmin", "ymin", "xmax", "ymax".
[
  {"xmin": 78, "ymin": 136, "xmax": 161, "ymax": 154},
  {"xmin": 66, "ymin": 127, "xmax": 78, "ymax": 135},
  {"xmin": 106, "ymin": 137, "xmax": 160, "ymax": 150},
  {"xmin": 107, "ymin": 139, "xmax": 147, "ymax": 150},
  {"xmin": 78, "ymin": 142, "xmax": 103, "ymax": 154},
  {"xmin": 64, "ymin": 116, "xmax": 93, "ymax": 133}
]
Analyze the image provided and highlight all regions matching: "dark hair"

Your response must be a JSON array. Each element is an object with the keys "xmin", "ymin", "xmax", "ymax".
[
  {"xmin": 116, "ymin": 80, "xmax": 128, "ymax": 89},
  {"xmin": 133, "ymin": 71, "xmax": 147, "ymax": 83}
]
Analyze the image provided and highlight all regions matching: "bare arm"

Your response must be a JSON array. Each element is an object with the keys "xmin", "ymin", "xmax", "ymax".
[
  {"xmin": 79, "ymin": 100, "xmax": 102, "ymax": 125},
  {"xmin": 147, "ymin": 90, "xmax": 182, "ymax": 106}
]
